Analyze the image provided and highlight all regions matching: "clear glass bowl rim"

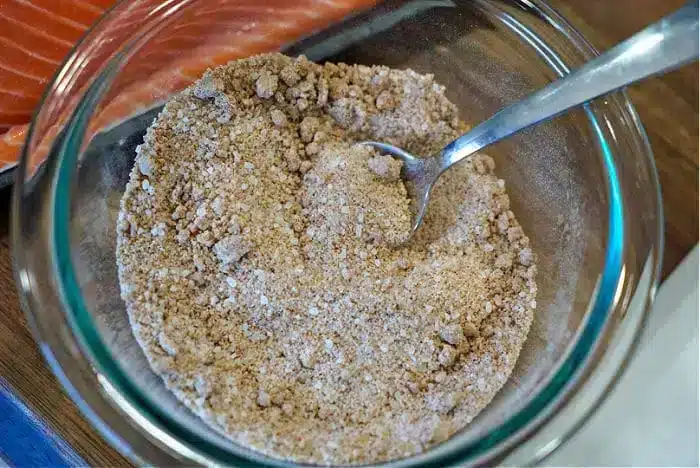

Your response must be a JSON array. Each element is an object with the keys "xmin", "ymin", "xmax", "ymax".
[{"xmin": 12, "ymin": 0, "xmax": 664, "ymax": 465}]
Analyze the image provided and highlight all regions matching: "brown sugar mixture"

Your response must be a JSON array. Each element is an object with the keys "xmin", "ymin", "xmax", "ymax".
[{"xmin": 116, "ymin": 53, "xmax": 537, "ymax": 465}]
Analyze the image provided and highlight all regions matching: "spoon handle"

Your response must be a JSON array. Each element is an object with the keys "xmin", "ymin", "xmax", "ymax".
[{"xmin": 438, "ymin": 1, "xmax": 699, "ymax": 170}]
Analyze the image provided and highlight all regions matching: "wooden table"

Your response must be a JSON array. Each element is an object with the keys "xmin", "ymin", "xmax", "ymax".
[
  {"xmin": 552, "ymin": 0, "xmax": 699, "ymax": 279},
  {"xmin": 0, "ymin": 1, "xmax": 696, "ymax": 465}
]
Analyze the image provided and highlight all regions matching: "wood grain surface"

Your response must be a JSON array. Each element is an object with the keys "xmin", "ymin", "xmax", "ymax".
[
  {"xmin": 551, "ymin": 0, "xmax": 699, "ymax": 279},
  {"xmin": 0, "ymin": 187, "xmax": 131, "ymax": 466},
  {"xmin": 0, "ymin": 1, "xmax": 696, "ymax": 465}
]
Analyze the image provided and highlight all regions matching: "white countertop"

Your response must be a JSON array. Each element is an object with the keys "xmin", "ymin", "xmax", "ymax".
[{"xmin": 549, "ymin": 246, "xmax": 699, "ymax": 466}]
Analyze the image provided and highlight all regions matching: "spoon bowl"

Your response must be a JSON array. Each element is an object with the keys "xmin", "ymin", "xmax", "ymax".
[{"xmin": 360, "ymin": 140, "xmax": 441, "ymax": 232}]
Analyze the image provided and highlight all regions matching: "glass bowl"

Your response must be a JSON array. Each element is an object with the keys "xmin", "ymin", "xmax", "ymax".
[{"xmin": 12, "ymin": 0, "xmax": 663, "ymax": 465}]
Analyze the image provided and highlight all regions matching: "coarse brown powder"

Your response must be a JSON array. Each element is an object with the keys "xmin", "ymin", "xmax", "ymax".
[{"xmin": 116, "ymin": 53, "xmax": 537, "ymax": 465}]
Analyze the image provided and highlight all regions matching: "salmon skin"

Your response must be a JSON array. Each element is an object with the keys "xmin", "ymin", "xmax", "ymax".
[{"xmin": 0, "ymin": 0, "xmax": 382, "ymax": 176}]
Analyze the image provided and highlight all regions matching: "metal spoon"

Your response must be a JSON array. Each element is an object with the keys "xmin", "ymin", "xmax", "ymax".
[{"xmin": 362, "ymin": 1, "xmax": 698, "ymax": 235}]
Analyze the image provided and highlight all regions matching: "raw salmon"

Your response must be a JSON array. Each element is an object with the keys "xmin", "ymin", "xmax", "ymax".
[
  {"xmin": 0, "ymin": 0, "xmax": 379, "ymax": 171},
  {"xmin": 0, "ymin": 0, "xmax": 109, "ymax": 133}
]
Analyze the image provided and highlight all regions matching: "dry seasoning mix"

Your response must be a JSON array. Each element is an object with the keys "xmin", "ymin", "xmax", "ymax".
[{"xmin": 117, "ymin": 53, "xmax": 537, "ymax": 465}]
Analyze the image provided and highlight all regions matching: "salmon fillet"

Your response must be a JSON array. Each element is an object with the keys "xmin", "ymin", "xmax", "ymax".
[{"xmin": 0, "ymin": 0, "xmax": 379, "ymax": 171}]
